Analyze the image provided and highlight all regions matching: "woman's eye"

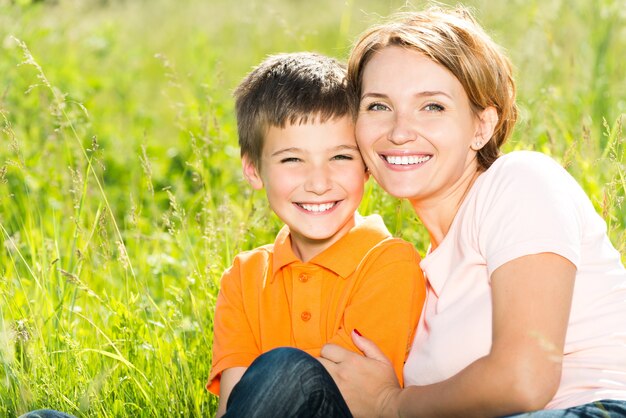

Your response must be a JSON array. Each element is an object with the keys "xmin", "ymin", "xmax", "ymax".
[
  {"xmin": 365, "ymin": 102, "xmax": 389, "ymax": 111},
  {"xmin": 424, "ymin": 103, "xmax": 444, "ymax": 112}
]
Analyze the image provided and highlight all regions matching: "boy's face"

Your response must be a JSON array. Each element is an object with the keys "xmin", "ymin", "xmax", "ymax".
[{"xmin": 243, "ymin": 116, "xmax": 368, "ymax": 261}]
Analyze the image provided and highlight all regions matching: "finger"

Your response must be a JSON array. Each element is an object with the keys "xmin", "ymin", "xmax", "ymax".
[
  {"xmin": 351, "ymin": 329, "xmax": 392, "ymax": 364},
  {"xmin": 320, "ymin": 343, "xmax": 354, "ymax": 363},
  {"xmin": 316, "ymin": 357, "xmax": 337, "ymax": 375},
  {"xmin": 317, "ymin": 357, "xmax": 344, "ymax": 383}
]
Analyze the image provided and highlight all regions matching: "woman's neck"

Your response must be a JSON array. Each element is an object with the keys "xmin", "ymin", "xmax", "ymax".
[{"xmin": 410, "ymin": 168, "xmax": 482, "ymax": 250}]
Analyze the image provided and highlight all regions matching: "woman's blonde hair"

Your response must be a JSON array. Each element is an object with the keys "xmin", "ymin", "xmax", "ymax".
[{"xmin": 348, "ymin": 6, "xmax": 518, "ymax": 170}]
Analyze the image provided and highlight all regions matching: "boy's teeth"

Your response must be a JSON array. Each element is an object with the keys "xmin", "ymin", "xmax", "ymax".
[
  {"xmin": 385, "ymin": 155, "xmax": 431, "ymax": 165},
  {"xmin": 300, "ymin": 202, "xmax": 335, "ymax": 213}
]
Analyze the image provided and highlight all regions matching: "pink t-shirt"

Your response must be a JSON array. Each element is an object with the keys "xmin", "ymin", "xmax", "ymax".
[{"xmin": 404, "ymin": 151, "xmax": 626, "ymax": 409}]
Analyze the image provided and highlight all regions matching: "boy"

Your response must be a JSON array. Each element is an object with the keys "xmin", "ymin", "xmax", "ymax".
[{"xmin": 207, "ymin": 52, "xmax": 425, "ymax": 416}]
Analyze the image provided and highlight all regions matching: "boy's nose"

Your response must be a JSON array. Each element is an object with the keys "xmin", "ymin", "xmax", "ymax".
[{"xmin": 304, "ymin": 166, "xmax": 333, "ymax": 195}]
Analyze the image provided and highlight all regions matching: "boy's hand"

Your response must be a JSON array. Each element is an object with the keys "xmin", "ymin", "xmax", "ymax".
[{"xmin": 319, "ymin": 330, "xmax": 402, "ymax": 418}]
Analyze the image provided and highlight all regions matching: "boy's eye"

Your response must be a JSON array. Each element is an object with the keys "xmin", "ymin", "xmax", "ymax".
[
  {"xmin": 424, "ymin": 103, "xmax": 444, "ymax": 112},
  {"xmin": 332, "ymin": 154, "xmax": 354, "ymax": 161},
  {"xmin": 280, "ymin": 157, "xmax": 301, "ymax": 163},
  {"xmin": 364, "ymin": 102, "xmax": 390, "ymax": 111}
]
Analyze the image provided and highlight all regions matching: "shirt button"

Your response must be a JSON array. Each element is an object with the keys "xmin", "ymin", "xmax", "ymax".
[
  {"xmin": 301, "ymin": 311, "xmax": 311, "ymax": 322},
  {"xmin": 298, "ymin": 273, "xmax": 309, "ymax": 283}
]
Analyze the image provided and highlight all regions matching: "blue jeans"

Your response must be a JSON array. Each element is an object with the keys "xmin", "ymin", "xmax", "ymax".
[
  {"xmin": 504, "ymin": 400, "xmax": 626, "ymax": 417},
  {"xmin": 224, "ymin": 347, "xmax": 352, "ymax": 417},
  {"xmin": 19, "ymin": 410, "xmax": 76, "ymax": 418},
  {"xmin": 225, "ymin": 348, "xmax": 626, "ymax": 418}
]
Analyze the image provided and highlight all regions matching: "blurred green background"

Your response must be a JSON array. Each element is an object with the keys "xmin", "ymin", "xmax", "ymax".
[{"xmin": 0, "ymin": 0, "xmax": 624, "ymax": 416}]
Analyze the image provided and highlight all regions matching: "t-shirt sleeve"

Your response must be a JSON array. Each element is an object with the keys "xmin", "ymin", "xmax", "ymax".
[
  {"xmin": 326, "ymin": 239, "xmax": 426, "ymax": 386},
  {"xmin": 207, "ymin": 255, "xmax": 260, "ymax": 395},
  {"xmin": 477, "ymin": 153, "xmax": 584, "ymax": 276}
]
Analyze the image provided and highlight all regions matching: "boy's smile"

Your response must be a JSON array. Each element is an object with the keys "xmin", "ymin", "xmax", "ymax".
[
  {"xmin": 242, "ymin": 115, "xmax": 368, "ymax": 262},
  {"xmin": 296, "ymin": 201, "xmax": 338, "ymax": 213}
]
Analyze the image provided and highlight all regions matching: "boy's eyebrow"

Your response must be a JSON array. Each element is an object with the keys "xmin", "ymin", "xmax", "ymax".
[
  {"xmin": 333, "ymin": 144, "xmax": 360, "ymax": 152},
  {"xmin": 270, "ymin": 147, "xmax": 301, "ymax": 157},
  {"xmin": 361, "ymin": 90, "xmax": 452, "ymax": 100},
  {"xmin": 270, "ymin": 144, "xmax": 359, "ymax": 157}
]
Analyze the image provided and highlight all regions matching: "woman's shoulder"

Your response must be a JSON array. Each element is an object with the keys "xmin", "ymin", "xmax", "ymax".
[
  {"xmin": 469, "ymin": 150, "xmax": 586, "ymax": 214},
  {"xmin": 491, "ymin": 150, "xmax": 563, "ymax": 173},
  {"xmin": 482, "ymin": 150, "xmax": 574, "ymax": 188}
]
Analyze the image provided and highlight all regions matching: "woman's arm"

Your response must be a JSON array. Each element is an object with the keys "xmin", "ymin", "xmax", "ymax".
[
  {"xmin": 321, "ymin": 252, "xmax": 576, "ymax": 417},
  {"xmin": 216, "ymin": 367, "xmax": 247, "ymax": 418}
]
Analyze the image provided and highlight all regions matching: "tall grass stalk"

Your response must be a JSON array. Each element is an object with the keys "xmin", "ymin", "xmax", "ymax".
[{"xmin": 0, "ymin": 0, "xmax": 624, "ymax": 417}]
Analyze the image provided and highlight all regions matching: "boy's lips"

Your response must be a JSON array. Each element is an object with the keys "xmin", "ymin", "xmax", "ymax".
[{"xmin": 294, "ymin": 201, "xmax": 340, "ymax": 213}]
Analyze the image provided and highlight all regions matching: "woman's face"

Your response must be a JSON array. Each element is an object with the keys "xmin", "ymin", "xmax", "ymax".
[{"xmin": 355, "ymin": 46, "xmax": 484, "ymax": 205}]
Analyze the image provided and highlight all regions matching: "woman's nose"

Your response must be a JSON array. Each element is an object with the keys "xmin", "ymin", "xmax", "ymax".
[{"xmin": 389, "ymin": 112, "xmax": 417, "ymax": 145}]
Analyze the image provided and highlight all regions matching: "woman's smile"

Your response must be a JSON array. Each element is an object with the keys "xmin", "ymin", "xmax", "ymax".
[
  {"xmin": 355, "ymin": 46, "xmax": 484, "ymax": 205},
  {"xmin": 380, "ymin": 152, "xmax": 432, "ymax": 168}
]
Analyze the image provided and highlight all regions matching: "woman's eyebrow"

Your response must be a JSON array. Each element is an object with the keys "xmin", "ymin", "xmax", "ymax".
[
  {"xmin": 361, "ymin": 90, "xmax": 453, "ymax": 100},
  {"xmin": 360, "ymin": 92, "xmax": 387, "ymax": 100},
  {"xmin": 415, "ymin": 90, "xmax": 453, "ymax": 100}
]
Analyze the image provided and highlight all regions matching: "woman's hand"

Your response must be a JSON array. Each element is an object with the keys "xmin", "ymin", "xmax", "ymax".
[{"xmin": 319, "ymin": 330, "xmax": 402, "ymax": 418}]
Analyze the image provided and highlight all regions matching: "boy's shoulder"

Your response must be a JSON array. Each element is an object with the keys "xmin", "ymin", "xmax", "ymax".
[
  {"xmin": 355, "ymin": 215, "xmax": 423, "ymax": 262},
  {"xmin": 219, "ymin": 243, "xmax": 276, "ymax": 290},
  {"xmin": 349, "ymin": 214, "xmax": 417, "ymax": 253},
  {"xmin": 358, "ymin": 235, "xmax": 422, "ymax": 264},
  {"xmin": 312, "ymin": 214, "xmax": 421, "ymax": 277},
  {"xmin": 227, "ymin": 224, "xmax": 291, "ymax": 274},
  {"xmin": 230, "ymin": 243, "xmax": 276, "ymax": 267}
]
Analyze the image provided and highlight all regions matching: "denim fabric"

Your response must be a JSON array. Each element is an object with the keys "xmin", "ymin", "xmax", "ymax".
[
  {"xmin": 503, "ymin": 399, "xmax": 626, "ymax": 418},
  {"xmin": 19, "ymin": 410, "xmax": 76, "ymax": 418},
  {"xmin": 224, "ymin": 347, "xmax": 352, "ymax": 418}
]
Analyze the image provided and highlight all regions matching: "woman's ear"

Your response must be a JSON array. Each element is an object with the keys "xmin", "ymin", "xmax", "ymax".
[
  {"xmin": 242, "ymin": 155, "xmax": 264, "ymax": 190},
  {"xmin": 472, "ymin": 106, "xmax": 499, "ymax": 151}
]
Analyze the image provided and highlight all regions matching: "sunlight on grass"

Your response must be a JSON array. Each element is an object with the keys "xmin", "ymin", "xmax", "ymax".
[{"xmin": 0, "ymin": 0, "xmax": 624, "ymax": 416}]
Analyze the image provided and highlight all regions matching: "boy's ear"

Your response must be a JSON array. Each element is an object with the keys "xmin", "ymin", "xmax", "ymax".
[
  {"xmin": 242, "ymin": 155, "xmax": 264, "ymax": 190},
  {"xmin": 472, "ymin": 106, "xmax": 498, "ymax": 150}
]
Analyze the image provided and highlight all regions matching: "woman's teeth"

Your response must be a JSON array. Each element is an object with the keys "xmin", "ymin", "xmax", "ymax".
[{"xmin": 385, "ymin": 155, "xmax": 431, "ymax": 165}]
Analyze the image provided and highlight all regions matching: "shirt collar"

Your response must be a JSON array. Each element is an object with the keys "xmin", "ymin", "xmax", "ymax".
[{"xmin": 270, "ymin": 214, "xmax": 391, "ymax": 281}]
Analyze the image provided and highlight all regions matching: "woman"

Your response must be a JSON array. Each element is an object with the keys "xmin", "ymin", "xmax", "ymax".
[
  {"xmin": 222, "ymin": 6, "xmax": 626, "ymax": 418},
  {"xmin": 318, "ymin": 6, "xmax": 626, "ymax": 418}
]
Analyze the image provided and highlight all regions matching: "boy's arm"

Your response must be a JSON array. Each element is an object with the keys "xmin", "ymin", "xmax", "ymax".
[
  {"xmin": 327, "ymin": 239, "xmax": 425, "ymax": 385},
  {"xmin": 208, "ymin": 255, "xmax": 261, "ymax": 394},
  {"xmin": 216, "ymin": 367, "xmax": 247, "ymax": 418}
]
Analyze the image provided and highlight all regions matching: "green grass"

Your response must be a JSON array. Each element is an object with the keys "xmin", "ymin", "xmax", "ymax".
[{"xmin": 0, "ymin": 0, "xmax": 624, "ymax": 416}]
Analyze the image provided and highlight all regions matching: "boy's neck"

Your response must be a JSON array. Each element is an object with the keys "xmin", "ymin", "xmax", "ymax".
[{"xmin": 289, "ymin": 213, "xmax": 363, "ymax": 262}]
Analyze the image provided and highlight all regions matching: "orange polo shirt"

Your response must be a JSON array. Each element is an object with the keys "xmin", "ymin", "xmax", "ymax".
[{"xmin": 207, "ymin": 214, "xmax": 425, "ymax": 394}]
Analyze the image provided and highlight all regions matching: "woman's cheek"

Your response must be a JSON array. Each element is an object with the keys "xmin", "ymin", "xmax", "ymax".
[{"xmin": 355, "ymin": 119, "xmax": 377, "ymax": 147}]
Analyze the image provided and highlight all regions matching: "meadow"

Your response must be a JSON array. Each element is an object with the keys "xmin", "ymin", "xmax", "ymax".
[{"xmin": 0, "ymin": 0, "xmax": 624, "ymax": 416}]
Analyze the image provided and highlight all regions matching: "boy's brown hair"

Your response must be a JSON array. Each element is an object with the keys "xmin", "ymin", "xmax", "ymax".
[{"xmin": 234, "ymin": 52, "xmax": 352, "ymax": 168}]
